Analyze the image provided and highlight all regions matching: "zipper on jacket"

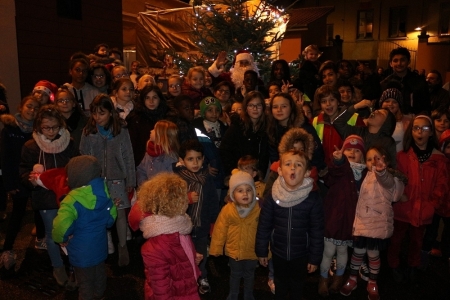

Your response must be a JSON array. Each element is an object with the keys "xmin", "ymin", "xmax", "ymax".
[{"xmin": 287, "ymin": 207, "xmax": 292, "ymax": 260}]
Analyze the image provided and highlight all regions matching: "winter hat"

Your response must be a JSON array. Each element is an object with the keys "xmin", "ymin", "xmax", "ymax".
[
  {"xmin": 233, "ymin": 50, "xmax": 253, "ymax": 66},
  {"xmin": 32, "ymin": 80, "xmax": 58, "ymax": 102},
  {"xmin": 36, "ymin": 168, "xmax": 70, "ymax": 203},
  {"xmin": 439, "ymin": 129, "xmax": 450, "ymax": 153},
  {"xmin": 278, "ymin": 128, "xmax": 314, "ymax": 160},
  {"xmin": 66, "ymin": 155, "xmax": 101, "ymax": 189},
  {"xmin": 229, "ymin": 171, "xmax": 256, "ymax": 202},
  {"xmin": 342, "ymin": 135, "xmax": 365, "ymax": 154},
  {"xmin": 379, "ymin": 88, "xmax": 403, "ymax": 107},
  {"xmin": 200, "ymin": 96, "xmax": 222, "ymax": 118}
]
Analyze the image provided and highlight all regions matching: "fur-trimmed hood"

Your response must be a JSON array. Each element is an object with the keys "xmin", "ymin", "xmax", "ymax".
[{"xmin": 278, "ymin": 127, "xmax": 314, "ymax": 160}]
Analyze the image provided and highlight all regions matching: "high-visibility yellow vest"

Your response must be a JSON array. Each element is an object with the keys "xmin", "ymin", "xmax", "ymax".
[{"xmin": 312, "ymin": 112, "xmax": 359, "ymax": 142}]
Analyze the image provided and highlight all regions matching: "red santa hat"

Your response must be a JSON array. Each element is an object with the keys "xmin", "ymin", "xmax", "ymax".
[
  {"xmin": 32, "ymin": 80, "xmax": 58, "ymax": 102},
  {"xmin": 232, "ymin": 50, "xmax": 254, "ymax": 66},
  {"xmin": 36, "ymin": 168, "xmax": 70, "ymax": 205}
]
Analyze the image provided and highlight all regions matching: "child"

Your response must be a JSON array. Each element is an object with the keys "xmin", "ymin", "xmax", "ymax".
[
  {"xmin": 52, "ymin": 155, "xmax": 117, "ymax": 299},
  {"xmin": 210, "ymin": 171, "xmax": 260, "ymax": 300},
  {"xmin": 173, "ymin": 139, "xmax": 219, "ymax": 294},
  {"xmin": 171, "ymin": 95, "xmax": 198, "ymax": 143},
  {"xmin": 182, "ymin": 66, "xmax": 213, "ymax": 110},
  {"xmin": 128, "ymin": 173, "xmax": 202, "ymax": 300},
  {"xmin": 80, "ymin": 95, "xmax": 136, "ymax": 266},
  {"xmin": 129, "ymin": 60, "xmax": 140, "ymax": 88},
  {"xmin": 295, "ymin": 44, "xmax": 322, "ymax": 101},
  {"xmin": 32, "ymin": 80, "xmax": 58, "ymax": 105},
  {"xmin": 256, "ymin": 150, "xmax": 324, "ymax": 299},
  {"xmin": 112, "ymin": 78, "xmax": 135, "ymax": 120},
  {"xmin": 388, "ymin": 115, "xmax": 448, "ymax": 282},
  {"xmin": 336, "ymin": 79, "xmax": 355, "ymax": 106},
  {"xmin": 319, "ymin": 135, "xmax": 366, "ymax": 297},
  {"xmin": 340, "ymin": 146, "xmax": 405, "ymax": 299},
  {"xmin": 319, "ymin": 61, "xmax": 339, "ymax": 89},
  {"xmin": 431, "ymin": 107, "xmax": 450, "ymax": 142},
  {"xmin": 236, "ymin": 155, "xmax": 265, "ymax": 200},
  {"xmin": 136, "ymin": 120, "xmax": 179, "ymax": 186},
  {"xmin": 266, "ymin": 82, "xmax": 281, "ymax": 107},
  {"xmin": 167, "ymin": 75, "xmax": 183, "ymax": 100}
]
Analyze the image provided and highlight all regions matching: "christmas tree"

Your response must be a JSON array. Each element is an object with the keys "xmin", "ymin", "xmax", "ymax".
[{"xmin": 170, "ymin": 0, "xmax": 288, "ymax": 81}]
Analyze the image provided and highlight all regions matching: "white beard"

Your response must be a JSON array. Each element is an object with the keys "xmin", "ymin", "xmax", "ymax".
[{"xmin": 230, "ymin": 64, "xmax": 259, "ymax": 90}]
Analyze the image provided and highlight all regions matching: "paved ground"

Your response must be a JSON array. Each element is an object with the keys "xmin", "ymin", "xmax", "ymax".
[{"xmin": 1, "ymin": 200, "xmax": 450, "ymax": 299}]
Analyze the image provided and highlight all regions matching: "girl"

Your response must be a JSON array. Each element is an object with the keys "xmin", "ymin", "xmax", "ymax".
[
  {"xmin": 266, "ymin": 82, "xmax": 281, "ymax": 108},
  {"xmin": 302, "ymin": 102, "xmax": 313, "ymax": 120},
  {"xmin": 210, "ymin": 171, "xmax": 260, "ymax": 300},
  {"xmin": 32, "ymin": 80, "xmax": 58, "ymax": 105},
  {"xmin": 341, "ymin": 146, "xmax": 405, "ymax": 300},
  {"xmin": 129, "ymin": 60, "xmax": 140, "ymax": 88},
  {"xmin": 126, "ymin": 85, "xmax": 170, "ymax": 167},
  {"xmin": 136, "ymin": 74, "xmax": 155, "ymax": 92},
  {"xmin": 167, "ymin": 75, "xmax": 183, "ymax": 100},
  {"xmin": 319, "ymin": 135, "xmax": 366, "ymax": 297},
  {"xmin": 213, "ymin": 81, "xmax": 234, "ymax": 125},
  {"xmin": 136, "ymin": 120, "xmax": 179, "ymax": 186},
  {"xmin": 80, "ymin": 95, "xmax": 136, "ymax": 266},
  {"xmin": 319, "ymin": 61, "xmax": 339, "ymax": 89},
  {"xmin": 128, "ymin": 173, "xmax": 202, "ymax": 300},
  {"xmin": 269, "ymin": 60, "xmax": 291, "ymax": 87},
  {"xmin": 88, "ymin": 63, "xmax": 112, "ymax": 94},
  {"xmin": 431, "ymin": 107, "xmax": 450, "ymax": 142},
  {"xmin": 388, "ymin": 115, "xmax": 448, "ymax": 282},
  {"xmin": 0, "ymin": 96, "xmax": 42, "ymax": 271},
  {"xmin": 182, "ymin": 66, "xmax": 213, "ymax": 110},
  {"xmin": 380, "ymin": 88, "xmax": 413, "ymax": 152},
  {"xmin": 294, "ymin": 44, "xmax": 322, "ymax": 101},
  {"xmin": 112, "ymin": 78, "xmax": 134, "ymax": 120},
  {"xmin": 20, "ymin": 105, "xmax": 78, "ymax": 286},
  {"xmin": 220, "ymin": 91, "xmax": 269, "ymax": 177},
  {"xmin": 55, "ymin": 86, "xmax": 88, "ymax": 150}
]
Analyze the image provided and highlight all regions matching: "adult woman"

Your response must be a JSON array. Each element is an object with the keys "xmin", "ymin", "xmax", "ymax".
[
  {"xmin": 214, "ymin": 81, "xmax": 235, "ymax": 125},
  {"xmin": 220, "ymin": 91, "xmax": 269, "ymax": 177}
]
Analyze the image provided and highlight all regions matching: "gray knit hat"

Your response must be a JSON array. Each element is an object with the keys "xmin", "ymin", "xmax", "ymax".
[
  {"xmin": 66, "ymin": 155, "xmax": 101, "ymax": 189},
  {"xmin": 379, "ymin": 88, "xmax": 403, "ymax": 106},
  {"xmin": 229, "ymin": 171, "xmax": 256, "ymax": 202}
]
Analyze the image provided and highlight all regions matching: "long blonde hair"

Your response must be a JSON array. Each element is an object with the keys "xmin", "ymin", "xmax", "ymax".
[{"xmin": 151, "ymin": 120, "xmax": 179, "ymax": 157}]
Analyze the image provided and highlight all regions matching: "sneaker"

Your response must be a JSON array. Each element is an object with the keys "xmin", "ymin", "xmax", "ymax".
[
  {"xmin": 268, "ymin": 278, "xmax": 275, "ymax": 294},
  {"xmin": 367, "ymin": 280, "xmax": 380, "ymax": 300},
  {"xmin": 340, "ymin": 277, "xmax": 357, "ymax": 296},
  {"xmin": 0, "ymin": 250, "xmax": 16, "ymax": 270},
  {"xmin": 35, "ymin": 238, "xmax": 47, "ymax": 250},
  {"xmin": 198, "ymin": 278, "xmax": 211, "ymax": 294},
  {"xmin": 107, "ymin": 231, "xmax": 114, "ymax": 254},
  {"xmin": 359, "ymin": 261, "xmax": 370, "ymax": 282}
]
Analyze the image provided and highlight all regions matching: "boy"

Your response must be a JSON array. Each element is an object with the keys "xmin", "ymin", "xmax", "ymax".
[
  {"xmin": 173, "ymin": 139, "xmax": 219, "ymax": 294},
  {"xmin": 256, "ymin": 150, "xmax": 324, "ymax": 299},
  {"xmin": 236, "ymin": 155, "xmax": 265, "ymax": 199},
  {"xmin": 52, "ymin": 155, "xmax": 117, "ymax": 299}
]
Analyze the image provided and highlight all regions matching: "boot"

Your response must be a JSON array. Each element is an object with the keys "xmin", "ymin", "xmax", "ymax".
[
  {"xmin": 329, "ymin": 274, "xmax": 344, "ymax": 294},
  {"xmin": 340, "ymin": 276, "xmax": 357, "ymax": 296},
  {"xmin": 53, "ymin": 266, "xmax": 68, "ymax": 287},
  {"xmin": 367, "ymin": 280, "xmax": 380, "ymax": 300},
  {"xmin": 318, "ymin": 276, "xmax": 329, "ymax": 297},
  {"xmin": 118, "ymin": 244, "xmax": 129, "ymax": 267}
]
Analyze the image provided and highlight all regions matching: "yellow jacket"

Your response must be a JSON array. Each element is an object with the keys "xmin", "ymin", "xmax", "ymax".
[{"xmin": 210, "ymin": 201, "xmax": 260, "ymax": 261}]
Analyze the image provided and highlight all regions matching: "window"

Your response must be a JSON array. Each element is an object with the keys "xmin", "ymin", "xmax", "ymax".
[
  {"xmin": 439, "ymin": 2, "xmax": 450, "ymax": 36},
  {"xmin": 389, "ymin": 6, "xmax": 407, "ymax": 38},
  {"xmin": 357, "ymin": 10, "xmax": 374, "ymax": 39}
]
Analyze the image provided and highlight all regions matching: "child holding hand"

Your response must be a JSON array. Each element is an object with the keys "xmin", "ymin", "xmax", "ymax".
[{"xmin": 210, "ymin": 171, "xmax": 260, "ymax": 300}]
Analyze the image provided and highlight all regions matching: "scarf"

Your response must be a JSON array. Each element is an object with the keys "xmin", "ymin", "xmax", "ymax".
[
  {"xmin": 175, "ymin": 164, "xmax": 208, "ymax": 227},
  {"xmin": 349, "ymin": 162, "xmax": 366, "ymax": 181},
  {"xmin": 115, "ymin": 101, "xmax": 134, "ymax": 120},
  {"xmin": 14, "ymin": 113, "xmax": 34, "ymax": 133},
  {"xmin": 203, "ymin": 119, "xmax": 221, "ymax": 148},
  {"xmin": 412, "ymin": 142, "xmax": 434, "ymax": 163},
  {"xmin": 146, "ymin": 141, "xmax": 164, "ymax": 157},
  {"xmin": 140, "ymin": 214, "xmax": 193, "ymax": 239},
  {"xmin": 235, "ymin": 199, "xmax": 257, "ymax": 218},
  {"xmin": 32, "ymin": 129, "xmax": 71, "ymax": 154},
  {"xmin": 96, "ymin": 124, "xmax": 113, "ymax": 140},
  {"xmin": 271, "ymin": 176, "xmax": 313, "ymax": 208}
]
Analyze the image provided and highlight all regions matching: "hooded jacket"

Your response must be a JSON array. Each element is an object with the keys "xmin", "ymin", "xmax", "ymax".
[{"xmin": 52, "ymin": 177, "xmax": 117, "ymax": 267}]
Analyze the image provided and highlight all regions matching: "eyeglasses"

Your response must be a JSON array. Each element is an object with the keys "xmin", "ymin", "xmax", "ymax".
[
  {"xmin": 25, "ymin": 104, "xmax": 39, "ymax": 111},
  {"xmin": 92, "ymin": 74, "xmax": 105, "ymax": 79},
  {"xmin": 247, "ymin": 103, "xmax": 263, "ymax": 110},
  {"xmin": 41, "ymin": 126, "xmax": 60, "ymax": 132},
  {"xmin": 113, "ymin": 73, "xmax": 127, "ymax": 79},
  {"xmin": 412, "ymin": 125, "xmax": 431, "ymax": 132},
  {"xmin": 169, "ymin": 84, "xmax": 181, "ymax": 89},
  {"xmin": 217, "ymin": 89, "xmax": 230, "ymax": 95},
  {"xmin": 56, "ymin": 99, "xmax": 71, "ymax": 104}
]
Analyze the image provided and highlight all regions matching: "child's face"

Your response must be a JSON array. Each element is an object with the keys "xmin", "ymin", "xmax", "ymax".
[
  {"xmin": 180, "ymin": 150, "xmax": 204, "ymax": 173},
  {"xmin": 231, "ymin": 103, "xmax": 243, "ymax": 114},
  {"xmin": 20, "ymin": 99, "xmax": 40, "ymax": 122},
  {"xmin": 412, "ymin": 118, "xmax": 432, "ymax": 150},
  {"xmin": 320, "ymin": 94, "xmax": 339, "ymax": 118},
  {"xmin": 246, "ymin": 98, "xmax": 264, "ymax": 121},
  {"xmin": 112, "ymin": 67, "xmax": 128, "ymax": 82},
  {"xmin": 40, "ymin": 117, "xmax": 61, "ymax": 140},
  {"xmin": 278, "ymin": 152, "xmax": 311, "ymax": 189},
  {"xmin": 273, "ymin": 63, "xmax": 284, "ymax": 80},
  {"xmin": 115, "ymin": 82, "xmax": 134, "ymax": 103},
  {"xmin": 233, "ymin": 184, "xmax": 254, "ymax": 207},
  {"xmin": 92, "ymin": 107, "xmax": 111, "ymax": 127},
  {"xmin": 434, "ymin": 115, "xmax": 450, "ymax": 133},
  {"xmin": 390, "ymin": 54, "xmax": 410, "ymax": 74},
  {"xmin": 243, "ymin": 73, "xmax": 257, "ymax": 91},
  {"xmin": 344, "ymin": 148, "xmax": 363, "ymax": 163},
  {"xmin": 190, "ymin": 71, "xmax": 204, "ymax": 90},
  {"xmin": 92, "ymin": 68, "xmax": 106, "ymax": 88},
  {"xmin": 56, "ymin": 92, "xmax": 76, "ymax": 114},
  {"xmin": 144, "ymin": 91, "xmax": 160, "ymax": 110},
  {"xmin": 322, "ymin": 69, "xmax": 338, "ymax": 87},
  {"xmin": 293, "ymin": 141, "xmax": 304, "ymax": 152},
  {"xmin": 365, "ymin": 149, "xmax": 382, "ymax": 170},
  {"xmin": 176, "ymin": 100, "xmax": 194, "ymax": 121},
  {"xmin": 272, "ymin": 96, "xmax": 291, "ymax": 126},
  {"xmin": 268, "ymin": 85, "xmax": 280, "ymax": 99},
  {"xmin": 306, "ymin": 50, "xmax": 319, "ymax": 62},
  {"xmin": 33, "ymin": 90, "xmax": 50, "ymax": 105},
  {"xmin": 70, "ymin": 62, "xmax": 88, "ymax": 85},
  {"xmin": 381, "ymin": 99, "xmax": 400, "ymax": 115},
  {"xmin": 214, "ymin": 86, "xmax": 231, "ymax": 103},
  {"xmin": 338, "ymin": 86, "xmax": 352, "ymax": 104},
  {"xmin": 137, "ymin": 75, "xmax": 153, "ymax": 90},
  {"xmin": 204, "ymin": 105, "xmax": 220, "ymax": 122},
  {"xmin": 131, "ymin": 62, "xmax": 139, "ymax": 73},
  {"xmin": 168, "ymin": 78, "xmax": 182, "ymax": 97},
  {"xmin": 302, "ymin": 105, "xmax": 312, "ymax": 120},
  {"xmin": 97, "ymin": 46, "xmax": 108, "ymax": 56},
  {"xmin": 367, "ymin": 109, "xmax": 388, "ymax": 128},
  {"xmin": 204, "ymin": 73, "xmax": 212, "ymax": 87},
  {"xmin": 240, "ymin": 165, "xmax": 258, "ymax": 178}
]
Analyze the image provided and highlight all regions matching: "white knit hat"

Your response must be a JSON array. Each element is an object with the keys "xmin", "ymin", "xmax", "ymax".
[{"xmin": 229, "ymin": 171, "xmax": 256, "ymax": 202}]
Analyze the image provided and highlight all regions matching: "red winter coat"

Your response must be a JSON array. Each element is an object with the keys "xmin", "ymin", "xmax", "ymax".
[
  {"xmin": 395, "ymin": 148, "xmax": 449, "ymax": 227},
  {"xmin": 436, "ymin": 158, "xmax": 450, "ymax": 217}
]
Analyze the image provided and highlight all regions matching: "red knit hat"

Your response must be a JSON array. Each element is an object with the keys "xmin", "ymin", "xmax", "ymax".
[
  {"xmin": 33, "ymin": 80, "xmax": 58, "ymax": 102},
  {"xmin": 232, "ymin": 50, "xmax": 253, "ymax": 66},
  {"xmin": 342, "ymin": 135, "xmax": 365, "ymax": 154}
]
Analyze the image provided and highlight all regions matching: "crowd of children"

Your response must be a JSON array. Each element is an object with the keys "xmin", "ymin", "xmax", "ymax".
[{"xmin": 0, "ymin": 43, "xmax": 450, "ymax": 300}]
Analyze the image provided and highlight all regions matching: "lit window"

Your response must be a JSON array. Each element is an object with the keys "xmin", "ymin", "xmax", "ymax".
[{"xmin": 357, "ymin": 10, "xmax": 374, "ymax": 39}]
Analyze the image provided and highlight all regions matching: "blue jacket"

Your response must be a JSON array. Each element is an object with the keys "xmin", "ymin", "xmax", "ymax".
[
  {"xmin": 255, "ymin": 190, "xmax": 324, "ymax": 265},
  {"xmin": 52, "ymin": 177, "xmax": 117, "ymax": 268}
]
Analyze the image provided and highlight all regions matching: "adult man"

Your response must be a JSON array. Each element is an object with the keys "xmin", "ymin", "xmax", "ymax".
[
  {"xmin": 381, "ymin": 47, "xmax": 429, "ymax": 114},
  {"xmin": 426, "ymin": 70, "xmax": 450, "ymax": 111}
]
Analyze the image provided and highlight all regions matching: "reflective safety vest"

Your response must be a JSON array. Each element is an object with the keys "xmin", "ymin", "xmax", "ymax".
[{"xmin": 312, "ymin": 113, "xmax": 359, "ymax": 142}]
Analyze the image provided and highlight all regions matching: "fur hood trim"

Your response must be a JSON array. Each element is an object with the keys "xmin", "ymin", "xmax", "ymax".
[
  {"xmin": 0, "ymin": 114, "xmax": 17, "ymax": 126},
  {"xmin": 278, "ymin": 127, "xmax": 314, "ymax": 160}
]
